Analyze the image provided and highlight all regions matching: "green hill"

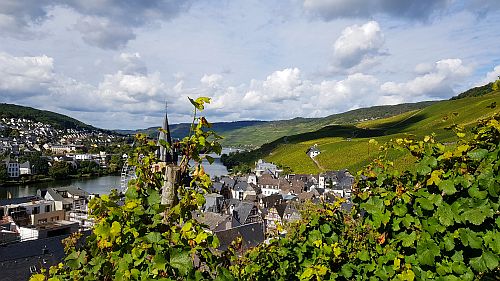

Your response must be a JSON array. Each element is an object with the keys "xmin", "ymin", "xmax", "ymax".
[
  {"xmin": 220, "ymin": 101, "xmax": 436, "ymax": 147},
  {"xmin": 450, "ymin": 82, "xmax": 494, "ymax": 100},
  {"xmin": 0, "ymin": 103, "xmax": 105, "ymax": 131},
  {"xmin": 223, "ymin": 89, "xmax": 500, "ymax": 174},
  {"xmin": 117, "ymin": 120, "xmax": 267, "ymax": 140}
]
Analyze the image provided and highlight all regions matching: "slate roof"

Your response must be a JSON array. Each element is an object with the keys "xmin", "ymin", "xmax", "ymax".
[
  {"xmin": 212, "ymin": 182, "xmax": 224, "ymax": 192},
  {"xmin": 220, "ymin": 177, "xmax": 236, "ymax": 188},
  {"xmin": 0, "ymin": 231, "xmax": 90, "ymax": 281},
  {"xmin": 0, "ymin": 196, "xmax": 42, "ymax": 207},
  {"xmin": 261, "ymin": 193, "xmax": 283, "ymax": 208},
  {"xmin": 194, "ymin": 211, "xmax": 231, "ymax": 232},
  {"xmin": 215, "ymin": 222, "xmax": 265, "ymax": 251},
  {"xmin": 306, "ymin": 146, "xmax": 320, "ymax": 155},
  {"xmin": 233, "ymin": 202, "xmax": 256, "ymax": 225},
  {"xmin": 234, "ymin": 181, "xmax": 248, "ymax": 192}
]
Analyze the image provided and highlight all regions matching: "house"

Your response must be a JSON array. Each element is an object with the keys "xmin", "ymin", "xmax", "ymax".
[
  {"xmin": 257, "ymin": 174, "xmax": 288, "ymax": 196},
  {"xmin": 203, "ymin": 193, "xmax": 224, "ymax": 213},
  {"xmin": 194, "ymin": 211, "xmax": 231, "ymax": 232},
  {"xmin": 231, "ymin": 181, "xmax": 257, "ymax": 201},
  {"xmin": 254, "ymin": 159, "xmax": 282, "ymax": 177},
  {"xmin": 306, "ymin": 145, "xmax": 321, "ymax": 158},
  {"xmin": 223, "ymin": 200, "xmax": 262, "ymax": 228},
  {"xmin": 3, "ymin": 160, "xmax": 20, "ymax": 178},
  {"xmin": 19, "ymin": 161, "xmax": 32, "ymax": 175},
  {"xmin": 0, "ymin": 196, "xmax": 64, "ymax": 227},
  {"xmin": 19, "ymin": 220, "xmax": 79, "ymax": 241},
  {"xmin": 215, "ymin": 222, "xmax": 265, "ymax": 251},
  {"xmin": 263, "ymin": 202, "xmax": 301, "ymax": 233},
  {"xmin": 39, "ymin": 187, "xmax": 90, "ymax": 227},
  {"xmin": 319, "ymin": 170, "xmax": 354, "ymax": 191},
  {"xmin": 40, "ymin": 186, "xmax": 89, "ymax": 212}
]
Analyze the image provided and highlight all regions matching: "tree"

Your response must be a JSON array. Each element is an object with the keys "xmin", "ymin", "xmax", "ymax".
[
  {"xmin": 0, "ymin": 164, "xmax": 8, "ymax": 183},
  {"xmin": 48, "ymin": 161, "xmax": 72, "ymax": 179}
]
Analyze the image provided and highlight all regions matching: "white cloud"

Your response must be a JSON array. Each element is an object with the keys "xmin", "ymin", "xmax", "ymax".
[
  {"xmin": 0, "ymin": 52, "xmax": 55, "ymax": 98},
  {"xmin": 117, "ymin": 52, "xmax": 147, "ymax": 75},
  {"xmin": 381, "ymin": 59, "xmax": 473, "ymax": 99},
  {"xmin": 477, "ymin": 65, "xmax": 500, "ymax": 86},
  {"xmin": 331, "ymin": 21, "xmax": 385, "ymax": 71}
]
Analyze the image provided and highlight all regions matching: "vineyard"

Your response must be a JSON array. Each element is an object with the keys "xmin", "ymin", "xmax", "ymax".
[{"xmin": 31, "ymin": 98, "xmax": 499, "ymax": 280}]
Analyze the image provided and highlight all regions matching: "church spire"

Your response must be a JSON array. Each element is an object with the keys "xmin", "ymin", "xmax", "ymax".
[{"xmin": 158, "ymin": 100, "xmax": 173, "ymax": 163}]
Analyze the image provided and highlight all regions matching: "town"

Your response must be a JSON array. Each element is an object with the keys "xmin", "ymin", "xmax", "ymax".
[{"xmin": 0, "ymin": 116, "xmax": 130, "ymax": 184}]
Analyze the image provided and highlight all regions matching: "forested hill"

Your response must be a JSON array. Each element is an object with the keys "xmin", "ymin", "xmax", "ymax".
[
  {"xmin": 115, "ymin": 120, "xmax": 267, "ymax": 140},
  {"xmin": 0, "ymin": 103, "xmax": 104, "ymax": 132}
]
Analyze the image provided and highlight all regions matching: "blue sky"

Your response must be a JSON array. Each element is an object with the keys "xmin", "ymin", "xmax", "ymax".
[{"xmin": 1, "ymin": 0, "xmax": 500, "ymax": 129}]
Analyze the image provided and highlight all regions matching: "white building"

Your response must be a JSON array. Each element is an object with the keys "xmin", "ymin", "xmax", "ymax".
[
  {"xmin": 5, "ymin": 161, "xmax": 20, "ymax": 178},
  {"xmin": 75, "ymin": 154, "xmax": 93, "ymax": 161}
]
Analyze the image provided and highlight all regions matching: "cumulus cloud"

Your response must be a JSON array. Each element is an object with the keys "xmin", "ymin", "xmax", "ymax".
[
  {"xmin": 0, "ymin": 52, "xmax": 55, "ymax": 98},
  {"xmin": 117, "ymin": 53, "xmax": 148, "ymax": 75},
  {"xmin": 331, "ymin": 21, "xmax": 385, "ymax": 71},
  {"xmin": 0, "ymin": 0, "xmax": 193, "ymax": 49},
  {"xmin": 476, "ymin": 65, "xmax": 500, "ymax": 86},
  {"xmin": 0, "ymin": 50, "xmax": 477, "ymax": 128},
  {"xmin": 303, "ymin": 0, "xmax": 450, "ymax": 21},
  {"xmin": 381, "ymin": 59, "xmax": 473, "ymax": 100}
]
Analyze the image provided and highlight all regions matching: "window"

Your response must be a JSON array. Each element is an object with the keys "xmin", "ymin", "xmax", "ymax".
[
  {"xmin": 32, "ymin": 206, "xmax": 40, "ymax": 214},
  {"xmin": 45, "ymin": 205, "xmax": 51, "ymax": 212}
]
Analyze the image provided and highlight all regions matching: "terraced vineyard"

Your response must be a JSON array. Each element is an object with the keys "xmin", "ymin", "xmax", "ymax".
[{"xmin": 258, "ymin": 90, "xmax": 500, "ymax": 173}]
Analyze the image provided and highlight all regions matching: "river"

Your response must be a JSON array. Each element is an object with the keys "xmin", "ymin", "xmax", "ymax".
[{"xmin": 0, "ymin": 149, "xmax": 233, "ymax": 199}]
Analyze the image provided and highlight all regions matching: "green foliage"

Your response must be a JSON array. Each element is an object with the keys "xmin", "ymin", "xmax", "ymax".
[
  {"xmin": 450, "ymin": 82, "xmax": 497, "ymax": 100},
  {"xmin": 229, "ymin": 113, "xmax": 500, "ymax": 280},
  {"xmin": 48, "ymin": 161, "xmax": 75, "ymax": 179},
  {"xmin": 32, "ymin": 99, "xmax": 500, "ymax": 281},
  {"xmin": 0, "ymin": 103, "xmax": 102, "ymax": 131},
  {"xmin": 34, "ymin": 97, "xmax": 225, "ymax": 280},
  {"xmin": 0, "ymin": 163, "xmax": 8, "ymax": 182},
  {"xmin": 351, "ymin": 113, "xmax": 500, "ymax": 280},
  {"xmin": 231, "ymin": 90, "xmax": 500, "ymax": 174}
]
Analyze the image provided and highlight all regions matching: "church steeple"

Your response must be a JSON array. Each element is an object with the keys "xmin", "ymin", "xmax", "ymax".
[{"xmin": 158, "ymin": 100, "xmax": 173, "ymax": 163}]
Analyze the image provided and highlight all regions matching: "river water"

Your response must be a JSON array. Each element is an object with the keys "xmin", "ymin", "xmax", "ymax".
[{"xmin": 0, "ymin": 149, "xmax": 233, "ymax": 199}]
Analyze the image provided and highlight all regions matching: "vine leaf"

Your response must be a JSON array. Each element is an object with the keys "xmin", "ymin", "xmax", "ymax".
[{"xmin": 170, "ymin": 248, "xmax": 193, "ymax": 276}]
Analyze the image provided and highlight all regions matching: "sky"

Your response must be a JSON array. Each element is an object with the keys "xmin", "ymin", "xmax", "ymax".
[{"xmin": 1, "ymin": 0, "xmax": 500, "ymax": 129}]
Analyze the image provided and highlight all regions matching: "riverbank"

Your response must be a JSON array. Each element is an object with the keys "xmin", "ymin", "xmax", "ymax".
[{"xmin": 0, "ymin": 172, "xmax": 121, "ymax": 187}]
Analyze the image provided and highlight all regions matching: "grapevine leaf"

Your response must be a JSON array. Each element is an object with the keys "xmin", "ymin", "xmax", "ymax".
[
  {"xmin": 170, "ymin": 248, "xmax": 193, "ymax": 276},
  {"xmin": 467, "ymin": 148, "xmax": 488, "ymax": 160},
  {"xmin": 145, "ymin": 232, "xmax": 162, "ymax": 244},
  {"xmin": 439, "ymin": 179, "xmax": 457, "ymax": 195}
]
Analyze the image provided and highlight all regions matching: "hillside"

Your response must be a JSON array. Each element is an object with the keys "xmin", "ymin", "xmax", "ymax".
[
  {"xmin": 220, "ymin": 101, "xmax": 436, "ymax": 147},
  {"xmin": 223, "ymin": 89, "xmax": 500, "ymax": 174},
  {"xmin": 0, "ymin": 103, "xmax": 103, "ymax": 132},
  {"xmin": 117, "ymin": 120, "xmax": 267, "ymax": 140},
  {"xmin": 450, "ymin": 82, "xmax": 494, "ymax": 100}
]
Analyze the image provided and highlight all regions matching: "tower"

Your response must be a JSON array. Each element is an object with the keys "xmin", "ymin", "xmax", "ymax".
[{"xmin": 158, "ymin": 100, "xmax": 174, "ymax": 163}]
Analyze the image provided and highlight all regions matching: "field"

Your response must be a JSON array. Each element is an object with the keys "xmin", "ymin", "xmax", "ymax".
[{"xmin": 263, "ymin": 90, "xmax": 500, "ymax": 174}]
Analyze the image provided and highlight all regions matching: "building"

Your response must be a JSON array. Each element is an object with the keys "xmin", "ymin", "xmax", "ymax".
[
  {"xmin": 39, "ymin": 187, "xmax": 90, "ymax": 228},
  {"xmin": 0, "ymin": 196, "xmax": 63, "ymax": 227},
  {"xmin": 74, "ymin": 154, "xmax": 93, "ymax": 161},
  {"xmin": 19, "ymin": 161, "xmax": 32, "ymax": 175},
  {"xmin": 306, "ymin": 145, "xmax": 321, "ymax": 158},
  {"xmin": 4, "ymin": 160, "xmax": 20, "ymax": 178},
  {"xmin": 254, "ymin": 159, "xmax": 282, "ymax": 177}
]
